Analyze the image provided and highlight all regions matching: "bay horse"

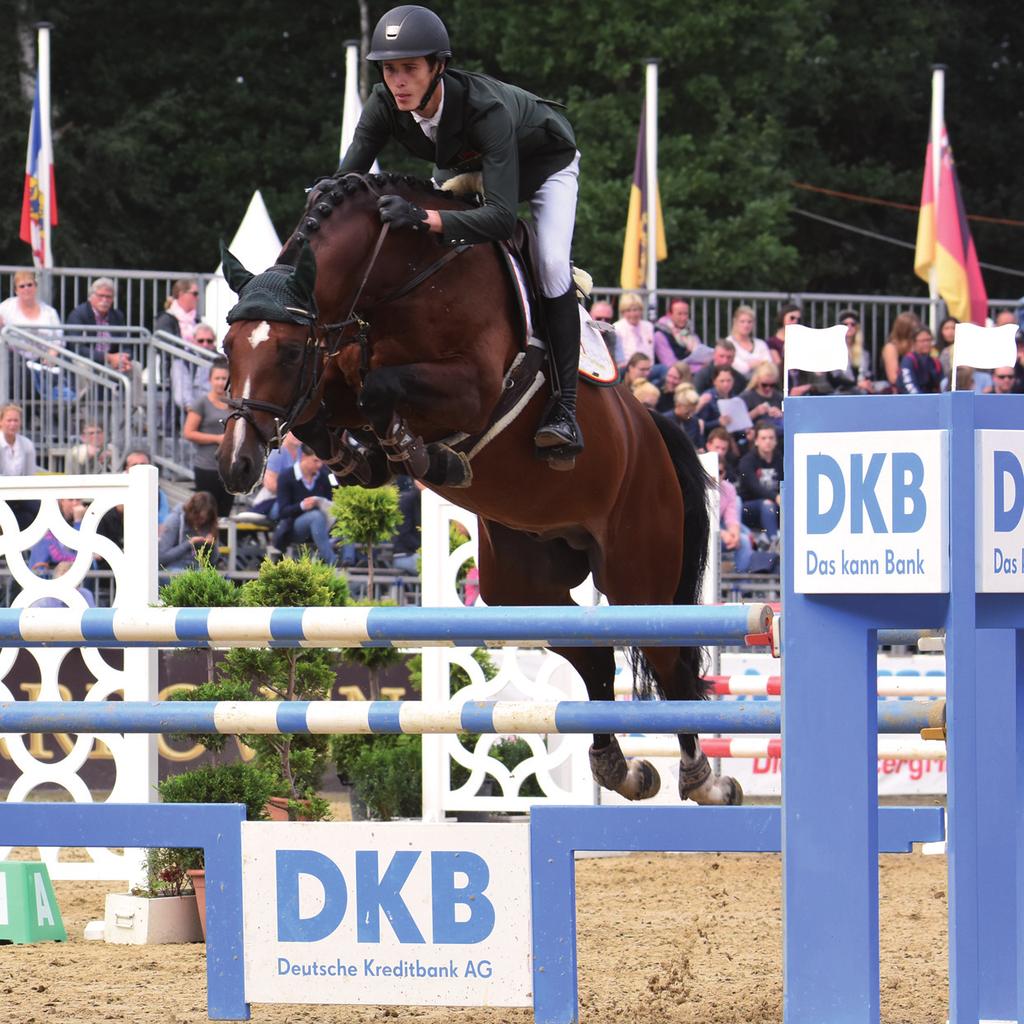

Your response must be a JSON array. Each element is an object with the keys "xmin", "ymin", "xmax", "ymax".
[{"xmin": 216, "ymin": 172, "xmax": 741, "ymax": 806}]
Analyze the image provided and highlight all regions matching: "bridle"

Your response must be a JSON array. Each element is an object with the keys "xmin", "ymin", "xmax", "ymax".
[{"xmin": 224, "ymin": 178, "xmax": 470, "ymax": 450}]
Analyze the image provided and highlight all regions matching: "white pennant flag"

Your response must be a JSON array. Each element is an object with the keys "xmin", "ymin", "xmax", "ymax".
[
  {"xmin": 951, "ymin": 322, "xmax": 1018, "ymax": 376},
  {"xmin": 784, "ymin": 323, "xmax": 849, "ymax": 375}
]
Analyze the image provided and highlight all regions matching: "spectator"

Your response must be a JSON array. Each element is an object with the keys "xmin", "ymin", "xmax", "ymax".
[
  {"xmin": 705, "ymin": 427, "xmax": 740, "ymax": 479},
  {"xmin": 589, "ymin": 300, "xmax": 614, "ymax": 324},
  {"xmin": 97, "ymin": 449, "xmax": 171, "ymax": 559},
  {"xmin": 0, "ymin": 271, "xmax": 61, "ymax": 337},
  {"xmin": 832, "ymin": 309, "xmax": 874, "ymax": 394},
  {"xmin": 183, "ymin": 358, "xmax": 233, "ymax": 517},
  {"xmin": 739, "ymin": 363, "xmax": 784, "ymax": 431},
  {"xmin": 696, "ymin": 366, "xmax": 738, "ymax": 434},
  {"xmin": 693, "ymin": 340, "xmax": 749, "ymax": 394},
  {"xmin": 249, "ymin": 431, "xmax": 303, "ymax": 518},
  {"xmin": 899, "ymin": 327, "xmax": 943, "ymax": 394},
  {"xmin": 994, "ymin": 309, "xmax": 1017, "ymax": 328},
  {"xmin": 621, "ymin": 351, "xmax": 652, "ymax": 387},
  {"xmin": 988, "ymin": 366, "xmax": 1016, "ymax": 395},
  {"xmin": 715, "ymin": 451, "xmax": 756, "ymax": 573},
  {"xmin": 35, "ymin": 497, "xmax": 88, "ymax": 571},
  {"xmin": 1012, "ymin": 334, "xmax": 1024, "ymax": 394},
  {"xmin": 66, "ymin": 277, "xmax": 130, "ymax": 372},
  {"xmin": 171, "ymin": 322, "xmax": 216, "ymax": 416},
  {"xmin": 0, "ymin": 403, "xmax": 36, "ymax": 477},
  {"xmin": 272, "ymin": 446, "xmax": 340, "ymax": 566},
  {"xmin": 655, "ymin": 361, "xmax": 692, "ymax": 413},
  {"xmin": 726, "ymin": 305, "xmax": 771, "ymax": 376},
  {"xmin": 737, "ymin": 421, "xmax": 783, "ymax": 542},
  {"xmin": 65, "ymin": 419, "xmax": 115, "ymax": 474},
  {"xmin": 662, "ymin": 384, "xmax": 704, "ymax": 448},
  {"xmin": 938, "ymin": 316, "xmax": 959, "ymax": 384},
  {"xmin": 613, "ymin": 292, "xmax": 654, "ymax": 367},
  {"xmin": 29, "ymin": 560, "xmax": 95, "ymax": 608},
  {"xmin": 766, "ymin": 303, "xmax": 801, "ymax": 368},
  {"xmin": 879, "ymin": 312, "xmax": 920, "ymax": 392},
  {"xmin": 653, "ymin": 298, "xmax": 711, "ymax": 369},
  {"xmin": 158, "ymin": 491, "xmax": 220, "ymax": 572},
  {"xmin": 391, "ymin": 478, "xmax": 423, "ymax": 574},
  {"xmin": 630, "ymin": 380, "xmax": 660, "ymax": 408},
  {"xmin": 154, "ymin": 279, "xmax": 200, "ymax": 342}
]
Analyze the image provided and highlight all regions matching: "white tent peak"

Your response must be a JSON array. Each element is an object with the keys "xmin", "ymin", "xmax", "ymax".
[{"xmin": 203, "ymin": 190, "xmax": 283, "ymax": 341}]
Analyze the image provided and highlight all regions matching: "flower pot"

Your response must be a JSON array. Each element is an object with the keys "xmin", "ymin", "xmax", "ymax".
[
  {"xmin": 104, "ymin": 892, "xmax": 203, "ymax": 945},
  {"xmin": 264, "ymin": 796, "xmax": 318, "ymax": 822},
  {"xmin": 186, "ymin": 869, "xmax": 207, "ymax": 940}
]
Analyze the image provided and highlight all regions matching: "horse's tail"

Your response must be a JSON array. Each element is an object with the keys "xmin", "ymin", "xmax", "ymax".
[{"xmin": 630, "ymin": 411, "xmax": 713, "ymax": 700}]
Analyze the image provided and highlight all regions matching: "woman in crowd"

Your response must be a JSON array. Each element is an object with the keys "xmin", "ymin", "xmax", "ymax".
[
  {"xmin": 154, "ymin": 279, "xmax": 200, "ymax": 343},
  {"xmin": 158, "ymin": 491, "xmax": 220, "ymax": 572},
  {"xmin": 0, "ymin": 271, "xmax": 61, "ymax": 334},
  {"xmin": 766, "ymin": 303, "xmax": 801, "ymax": 367},
  {"xmin": 878, "ymin": 311, "xmax": 920, "ymax": 392},
  {"xmin": 613, "ymin": 292, "xmax": 655, "ymax": 368},
  {"xmin": 938, "ymin": 316, "xmax": 959, "ymax": 383},
  {"xmin": 898, "ymin": 326, "xmax": 943, "ymax": 394},
  {"xmin": 183, "ymin": 358, "xmax": 233, "ymax": 517},
  {"xmin": 696, "ymin": 365, "xmax": 738, "ymax": 434},
  {"xmin": 630, "ymin": 380, "xmax": 660, "ymax": 409},
  {"xmin": 726, "ymin": 305, "xmax": 771, "ymax": 376},
  {"xmin": 830, "ymin": 309, "xmax": 874, "ymax": 394},
  {"xmin": 664, "ymin": 384, "xmax": 704, "ymax": 448},
  {"xmin": 655, "ymin": 360, "xmax": 691, "ymax": 413}
]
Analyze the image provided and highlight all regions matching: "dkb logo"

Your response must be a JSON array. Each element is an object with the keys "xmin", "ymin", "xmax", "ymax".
[
  {"xmin": 992, "ymin": 450, "xmax": 1024, "ymax": 532},
  {"xmin": 806, "ymin": 452, "xmax": 927, "ymax": 535},
  {"xmin": 275, "ymin": 849, "xmax": 496, "ymax": 944}
]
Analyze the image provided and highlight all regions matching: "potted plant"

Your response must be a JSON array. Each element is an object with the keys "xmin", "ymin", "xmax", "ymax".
[{"xmin": 330, "ymin": 483, "xmax": 402, "ymax": 597}]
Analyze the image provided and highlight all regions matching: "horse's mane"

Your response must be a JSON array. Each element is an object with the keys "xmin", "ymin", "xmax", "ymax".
[{"xmin": 282, "ymin": 171, "xmax": 475, "ymax": 263}]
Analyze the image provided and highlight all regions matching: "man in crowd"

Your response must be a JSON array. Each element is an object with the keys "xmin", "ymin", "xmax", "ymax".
[
  {"xmin": 989, "ymin": 366, "xmax": 1017, "ymax": 395},
  {"xmin": 653, "ymin": 298, "xmax": 712, "ymax": 370},
  {"xmin": 65, "ymin": 419, "xmax": 115, "ymax": 474},
  {"xmin": 693, "ymin": 339, "xmax": 748, "ymax": 394},
  {"xmin": 66, "ymin": 277, "xmax": 130, "ymax": 372},
  {"xmin": 737, "ymin": 421, "xmax": 783, "ymax": 544}
]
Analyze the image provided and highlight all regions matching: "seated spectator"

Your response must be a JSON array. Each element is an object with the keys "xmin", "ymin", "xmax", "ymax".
[
  {"xmin": 183, "ymin": 358, "xmax": 233, "ymax": 517},
  {"xmin": 737, "ymin": 421, "xmax": 783, "ymax": 542},
  {"xmin": 0, "ymin": 403, "xmax": 38, "ymax": 530},
  {"xmin": 988, "ymin": 366, "xmax": 1017, "ymax": 395},
  {"xmin": 693, "ymin": 340, "xmax": 748, "ymax": 394},
  {"xmin": 171, "ymin": 322, "xmax": 216, "ymax": 416},
  {"xmin": 391, "ymin": 478, "xmax": 423, "ymax": 574},
  {"xmin": 613, "ymin": 292, "xmax": 654, "ymax": 368},
  {"xmin": 159, "ymin": 491, "xmax": 220, "ymax": 572},
  {"xmin": 0, "ymin": 271, "xmax": 61, "ymax": 338},
  {"xmin": 899, "ymin": 327, "xmax": 942, "ymax": 394},
  {"xmin": 40, "ymin": 497, "xmax": 88, "ymax": 569},
  {"xmin": 705, "ymin": 427, "xmax": 741, "ymax": 480},
  {"xmin": 630, "ymin": 380, "xmax": 660, "ymax": 408},
  {"xmin": 715, "ymin": 451, "xmax": 756, "ymax": 574},
  {"xmin": 662, "ymin": 384, "xmax": 704, "ymax": 448},
  {"xmin": 66, "ymin": 420, "xmax": 115, "ymax": 474},
  {"xmin": 66, "ymin": 277, "xmax": 130, "ymax": 372},
  {"xmin": 766, "ymin": 303, "xmax": 801, "ymax": 368},
  {"xmin": 154, "ymin": 279, "xmax": 200, "ymax": 341},
  {"xmin": 653, "ymin": 298, "xmax": 711, "ymax": 369},
  {"xmin": 589, "ymin": 300, "xmax": 614, "ymax": 324},
  {"xmin": 621, "ymin": 351, "xmax": 652, "ymax": 388},
  {"xmin": 739, "ymin": 363, "xmax": 784, "ymax": 431},
  {"xmin": 696, "ymin": 366, "xmax": 738, "ymax": 434},
  {"xmin": 249, "ymin": 432, "xmax": 303, "ymax": 518},
  {"xmin": 831, "ymin": 309, "xmax": 874, "ymax": 394},
  {"xmin": 29, "ymin": 559, "xmax": 96, "ymax": 608},
  {"xmin": 726, "ymin": 305, "xmax": 771, "ymax": 376},
  {"xmin": 879, "ymin": 312, "xmax": 920, "ymax": 393},
  {"xmin": 97, "ymin": 449, "xmax": 171, "ymax": 561},
  {"xmin": 272, "ymin": 446, "xmax": 341, "ymax": 566},
  {"xmin": 655, "ymin": 361, "xmax": 692, "ymax": 413}
]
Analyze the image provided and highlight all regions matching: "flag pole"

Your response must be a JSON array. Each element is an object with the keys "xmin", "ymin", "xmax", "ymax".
[
  {"xmin": 37, "ymin": 21, "xmax": 54, "ymax": 278},
  {"xmin": 927, "ymin": 65, "xmax": 945, "ymax": 337},
  {"xmin": 644, "ymin": 59, "xmax": 659, "ymax": 322}
]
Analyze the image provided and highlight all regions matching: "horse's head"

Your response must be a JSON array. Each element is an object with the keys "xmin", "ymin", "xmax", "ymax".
[{"xmin": 217, "ymin": 243, "xmax": 320, "ymax": 493}]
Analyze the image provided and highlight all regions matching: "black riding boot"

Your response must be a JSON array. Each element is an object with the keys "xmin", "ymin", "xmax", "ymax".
[{"xmin": 534, "ymin": 285, "xmax": 584, "ymax": 464}]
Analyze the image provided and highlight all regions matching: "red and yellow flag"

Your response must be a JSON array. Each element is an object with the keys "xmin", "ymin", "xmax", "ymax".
[
  {"xmin": 913, "ymin": 125, "xmax": 986, "ymax": 325},
  {"xmin": 619, "ymin": 106, "xmax": 666, "ymax": 290}
]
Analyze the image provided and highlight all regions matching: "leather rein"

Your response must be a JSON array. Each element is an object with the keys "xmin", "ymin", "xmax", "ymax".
[{"xmin": 225, "ymin": 183, "xmax": 471, "ymax": 449}]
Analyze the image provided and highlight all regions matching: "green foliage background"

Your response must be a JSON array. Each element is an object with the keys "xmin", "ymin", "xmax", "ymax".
[{"xmin": 2, "ymin": 1, "xmax": 1020, "ymax": 296}]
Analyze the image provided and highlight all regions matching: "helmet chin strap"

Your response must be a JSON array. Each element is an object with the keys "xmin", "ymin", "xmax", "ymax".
[{"xmin": 416, "ymin": 60, "xmax": 446, "ymax": 113}]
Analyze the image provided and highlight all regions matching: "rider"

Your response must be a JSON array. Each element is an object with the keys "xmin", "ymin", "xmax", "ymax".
[{"xmin": 336, "ymin": 4, "xmax": 584, "ymax": 462}]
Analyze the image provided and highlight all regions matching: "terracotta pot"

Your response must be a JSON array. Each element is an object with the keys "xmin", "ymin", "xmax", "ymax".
[
  {"xmin": 264, "ymin": 796, "xmax": 317, "ymax": 822},
  {"xmin": 186, "ymin": 869, "xmax": 207, "ymax": 941}
]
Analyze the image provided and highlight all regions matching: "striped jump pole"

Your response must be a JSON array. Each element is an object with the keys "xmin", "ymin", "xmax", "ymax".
[
  {"xmin": 613, "ymin": 675, "xmax": 947, "ymax": 698},
  {"xmin": 0, "ymin": 603, "xmax": 772, "ymax": 649},
  {"xmin": 621, "ymin": 736, "xmax": 948, "ymax": 761},
  {"xmin": 0, "ymin": 698, "xmax": 945, "ymax": 736}
]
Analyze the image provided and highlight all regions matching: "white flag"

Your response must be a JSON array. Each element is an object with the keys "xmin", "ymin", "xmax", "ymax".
[
  {"xmin": 784, "ymin": 323, "xmax": 849, "ymax": 375},
  {"xmin": 951, "ymin": 322, "xmax": 1018, "ymax": 374}
]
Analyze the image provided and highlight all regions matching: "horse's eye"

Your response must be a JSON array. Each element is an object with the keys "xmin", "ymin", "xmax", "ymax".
[{"xmin": 278, "ymin": 346, "xmax": 303, "ymax": 366}]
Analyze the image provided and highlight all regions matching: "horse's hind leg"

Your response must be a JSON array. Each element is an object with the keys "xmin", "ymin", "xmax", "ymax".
[{"xmin": 477, "ymin": 521, "xmax": 660, "ymax": 801}]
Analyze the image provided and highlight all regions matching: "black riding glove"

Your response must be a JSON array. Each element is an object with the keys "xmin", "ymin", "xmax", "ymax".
[{"xmin": 378, "ymin": 194, "xmax": 430, "ymax": 232}]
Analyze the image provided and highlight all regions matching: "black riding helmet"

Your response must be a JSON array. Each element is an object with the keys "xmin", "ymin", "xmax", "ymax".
[{"xmin": 366, "ymin": 5, "xmax": 451, "ymax": 112}]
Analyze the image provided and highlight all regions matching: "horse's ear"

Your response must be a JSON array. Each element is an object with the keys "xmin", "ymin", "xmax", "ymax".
[
  {"xmin": 290, "ymin": 242, "xmax": 318, "ymax": 299},
  {"xmin": 220, "ymin": 243, "xmax": 255, "ymax": 294}
]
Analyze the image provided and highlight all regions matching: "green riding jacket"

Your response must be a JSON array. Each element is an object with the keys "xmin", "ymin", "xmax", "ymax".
[{"xmin": 336, "ymin": 68, "xmax": 577, "ymax": 248}]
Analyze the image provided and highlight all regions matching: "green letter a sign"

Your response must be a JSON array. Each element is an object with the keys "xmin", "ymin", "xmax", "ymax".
[{"xmin": 0, "ymin": 862, "xmax": 66, "ymax": 944}]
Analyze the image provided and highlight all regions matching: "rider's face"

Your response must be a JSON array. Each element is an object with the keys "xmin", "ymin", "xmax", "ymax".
[{"xmin": 382, "ymin": 57, "xmax": 437, "ymax": 113}]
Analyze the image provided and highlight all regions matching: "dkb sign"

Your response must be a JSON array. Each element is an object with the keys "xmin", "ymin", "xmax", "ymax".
[
  {"xmin": 792, "ymin": 430, "xmax": 949, "ymax": 594},
  {"xmin": 240, "ymin": 822, "xmax": 532, "ymax": 1008},
  {"xmin": 976, "ymin": 430, "xmax": 1024, "ymax": 592}
]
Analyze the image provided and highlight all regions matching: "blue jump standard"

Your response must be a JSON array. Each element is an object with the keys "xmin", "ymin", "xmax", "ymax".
[{"xmin": 0, "ymin": 699, "xmax": 942, "ymax": 736}]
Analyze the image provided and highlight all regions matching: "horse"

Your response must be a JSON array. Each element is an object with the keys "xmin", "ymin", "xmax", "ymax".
[{"xmin": 216, "ymin": 171, "xmax": 741, "ymax": 806}]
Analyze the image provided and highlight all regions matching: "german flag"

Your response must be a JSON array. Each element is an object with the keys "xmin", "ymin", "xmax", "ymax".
[
  {"xmin": 913, "ymin": 125, "xmax": 987, "ymax": 325},
  {"xmin": 619, "ymin": 105, "xmax": 667, "ymax": 290}
]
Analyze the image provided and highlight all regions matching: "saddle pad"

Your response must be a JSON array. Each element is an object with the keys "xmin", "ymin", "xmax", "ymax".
[{"xmin": 578, "ymin": 307, "xmax": 619, "ymax": 386}]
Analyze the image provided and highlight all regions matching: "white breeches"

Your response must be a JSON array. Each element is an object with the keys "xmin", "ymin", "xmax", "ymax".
[{"xmin": 529, "ymin": 151, "xmax": 580, "ymax": 297}]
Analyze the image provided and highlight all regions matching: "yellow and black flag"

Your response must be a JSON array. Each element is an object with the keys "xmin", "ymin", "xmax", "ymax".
[{"xmin": 619, "ymin": 104, "xmax": 666, "ymax": 290}]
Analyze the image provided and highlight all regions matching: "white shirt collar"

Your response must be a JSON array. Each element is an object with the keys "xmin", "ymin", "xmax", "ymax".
[{"xmin": 410, "ymin": 82, "xmax": 445, "ymax": 140}]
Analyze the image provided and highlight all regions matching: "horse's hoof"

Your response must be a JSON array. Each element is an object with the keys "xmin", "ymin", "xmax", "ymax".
[
  {"xmin": 589, "ymin": 741, "xmax": 660, "ymax": 800},
  {"xmin": 619, "ymin": 757, "xmax": 661, "ymax": 800},
  {"xmin": 679, "ymin": 753, "xmax": 744, "ymax": 806}
]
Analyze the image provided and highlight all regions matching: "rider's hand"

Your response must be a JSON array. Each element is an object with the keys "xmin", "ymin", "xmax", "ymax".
[{"xmin": 378, "ymin": 195, "xmax": 429, "ymax": 232}]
